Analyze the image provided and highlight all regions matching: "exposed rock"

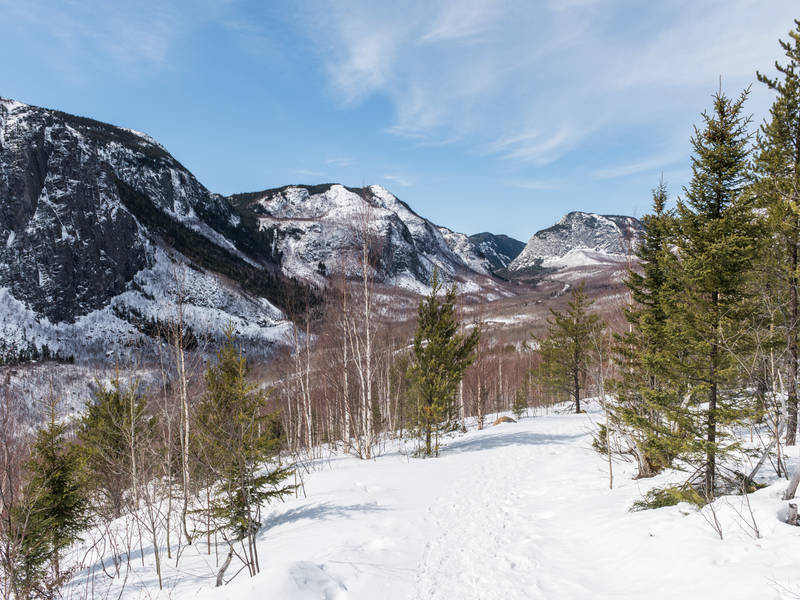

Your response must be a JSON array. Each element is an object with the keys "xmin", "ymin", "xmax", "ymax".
[
  {"xmin": 468, "ymin": 232, "xmax": 525, "ymax": 273},
  {"xmin": 506, "ymin": 212, "xmax": 642, "ymax": 279}
]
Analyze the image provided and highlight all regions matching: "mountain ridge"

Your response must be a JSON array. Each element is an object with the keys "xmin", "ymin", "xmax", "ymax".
[{"xmin": 0, "ymin": 97, "xmax": 516, "ymax": 361}]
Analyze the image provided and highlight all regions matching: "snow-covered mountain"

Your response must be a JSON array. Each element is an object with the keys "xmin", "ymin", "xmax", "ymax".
[
  {"xmin": 229, "ymin": 184, "xmax": 507, "ymax": 295},
  {"xmin": 506, "ymin": 211, "xmax": 642, "ymax": 278},
  {"xmin": 0, "ymin": 98, "xmax": 512, "ymax": 361},
  {"xmin": 0, "ymin": 97, "xmax": 305, "ymax": 360},
  {"xmin": 467, "ymin": 232, "xmax": 525, "ymax": 273}
]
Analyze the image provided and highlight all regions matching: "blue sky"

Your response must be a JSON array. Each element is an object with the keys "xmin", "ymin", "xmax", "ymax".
[{"xmin": 1, "ymin": 0, "xmax": 797, "ymax": 240}]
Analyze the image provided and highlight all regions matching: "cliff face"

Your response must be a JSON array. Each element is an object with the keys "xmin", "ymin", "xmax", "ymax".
[
  {"xmin": 0, "ymin": 97, "xmax": 643, "ymax": 363},
  {"xmin": 507, "ymin": 211, "xmax": 642, "ymax": 276},
  {"xmin": 467, "ymin": 232, "xmax": 525, "ymax": 273},
  {"xmin": 0, "ymin": 98, "xmax": 293, "ymax": 360},
  {"xmin": 0, "ymin": 98, "xmax": 513, "ymax": 362},
  {"xmin": 230, "ymin": 184, "xmax": 508, "ymax": 295}
]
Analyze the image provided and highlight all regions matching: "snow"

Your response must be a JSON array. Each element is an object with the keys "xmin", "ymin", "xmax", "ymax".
[
  {"xmin": 250, "ymin": 184, "xmax": 505, "ymax": 297},
  {"xmin": 508, "ymin": 212, "xmax": 641, "ymax": 274},
  {"xmin": 120, "ymin": 126, "xmax": 167, "ymax": 150},
  {"xmin": 541, "ymin": 248, "xmax": 629, "ymax": 269},
  {"xmin": 66, "ymin": 404, "xmax": 800, "ymax": 599},
  {"xmin": 0, "ymin": 97, "xmax": 26, "ymax": 112},
  {"xmin": 437, "ymin": 226, "xmax": 491, "ymax": 275},
  {"xmin": 0, "ymin": 248, "xmax": 292, "ymax": 360}
]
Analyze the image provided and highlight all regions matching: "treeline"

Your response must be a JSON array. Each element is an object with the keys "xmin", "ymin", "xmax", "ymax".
[{"xmin": 0, "ymin": 340, "xmax": 74, "ymax": 367}]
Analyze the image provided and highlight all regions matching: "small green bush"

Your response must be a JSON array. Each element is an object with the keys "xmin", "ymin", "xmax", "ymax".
[{"xmin": 630, "ymin": 485, "xmax": 704, "ymax": 511}]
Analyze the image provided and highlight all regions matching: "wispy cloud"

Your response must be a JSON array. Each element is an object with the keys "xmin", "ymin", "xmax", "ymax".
[
  {"xmin": 0, "ymin": 0, "xmax": 230, "ymax": 78},
  {"xmin": 383, "ymin": 174, "xmax": 415, "ymax": 187},
  {"xmin": 420, "ymin": 1, "xmax": 501, "ymax": 43},
  {"xmin": 326, "ymin": 157, "xmax": 354, "ymax": 168},
  {"xmin": 491, "ymin": 128, "xmax": 582, "ymax": 165},
  {"xmin": 304, "ymin": 0, "xmax": 796, "ymax": 170},
  {"xmin": 593, "ymin": 153, "xmax": 683, "ymax": 180}
]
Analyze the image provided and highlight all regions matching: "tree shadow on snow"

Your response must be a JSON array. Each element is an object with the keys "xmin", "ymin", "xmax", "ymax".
[
  {"xmin": 441, "ymin": 430, "xmax": 584, "ymax": 455},
  {"xmin": 262, "ymin": 501, "xmax": 387, "ymax": 531}
]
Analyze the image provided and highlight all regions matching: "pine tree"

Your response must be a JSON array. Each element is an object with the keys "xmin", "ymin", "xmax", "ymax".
[
  {"xmin": 669, "ymin": 87, "xmax": 759, "ymax": 496},
  {"xmin": 196, "ymin": 326, "xmax": 294, "ymax": 586},
  {"xmin": 755, "ymin": 19, "xmax": 800, "ymax": 445},
  {"xmin": 408, "ymin": 270, "xmax": 480, "ymax": 457},
  {"xmin": 14, "ymin": 401, "xmax": 87, "ymax": 596},
  {"xmin": 610, "ymin": 181, "xmax": 688, "ymax": 477},
  {"xmin": 536, "ymin": 281, "xmax": 604, "ymax": 413}
]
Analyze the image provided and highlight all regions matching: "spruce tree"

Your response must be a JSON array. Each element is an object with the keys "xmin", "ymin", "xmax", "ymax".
[
  {"xmin": 78, "ymin": 379, "xmax": 151, "ymax": 517},
  {"xmin": 610, "ymin": 181, "xmax": 688, "ymax": 477},
  {"xmin": 669, "ymin": 87, "xmax": 758, "ymax": 496},
  {"xmin": 755, "ymin": 19, "xmax": 800, "ymax": 445},
  {"xmin": 512, "ymin": 387, "xmax": 528, "ymax": 420},
  {"xmin": 196, "ymin": 327, "xmax": 294, "ymax": 585},
  {"xmin": 537, "ymin": 281, "xmax": 603, "ymax": 413},
  {"xmin": 14, "ymin": 402, "xmax": 87, "ymax": 596},
  {"xmin": 408, "ymin": 270, "xmax": 480, "ymax": 457}
]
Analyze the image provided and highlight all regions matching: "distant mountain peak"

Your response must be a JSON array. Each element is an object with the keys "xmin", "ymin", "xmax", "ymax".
[
  {"xmin": 230, "ymin": 183, "xmax": 509, "ymax": 296},
  {"xmin": 506, "ymin": 211, "xmax": 642, "ymax": 277}
]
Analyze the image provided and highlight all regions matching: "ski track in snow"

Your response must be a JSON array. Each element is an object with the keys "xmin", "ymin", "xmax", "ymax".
[{"xmin": 68, "ymin": 406, "xmax": 800, "ymax": 600}]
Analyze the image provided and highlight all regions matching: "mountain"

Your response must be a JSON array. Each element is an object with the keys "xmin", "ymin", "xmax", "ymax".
[
  {"xmin": 0, "ymin": 98, "xmax": 510, "ymax": 361},
  {"xmin": 0, "ymin": 97, "xmax": 312, "ymax": 361},
  {"xmin": 505, "ymin": 211, "xmax": 642, "ymax": 281},
  {"xmin": 467, "ymin": 232, "xmax": 525, "ymax": 273},
  {"xmin": 228, "ymin": 184, "xmax": 507, "ymax": 296}
]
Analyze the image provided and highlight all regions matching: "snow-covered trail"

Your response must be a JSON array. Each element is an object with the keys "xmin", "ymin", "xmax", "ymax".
[{"xmin": 76, "ymin": 407, "xmax": 800, "ymax": 600}]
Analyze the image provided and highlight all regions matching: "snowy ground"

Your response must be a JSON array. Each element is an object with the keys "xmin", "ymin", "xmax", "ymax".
[{"xmin": 68, "ymin": 403, "xmax": 800, "ymax": 599}]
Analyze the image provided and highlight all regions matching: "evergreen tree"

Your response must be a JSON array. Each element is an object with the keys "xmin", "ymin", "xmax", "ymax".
[
  {"xmin": 610, "ymin": 181, "xmax": 688, "ymax": 477},
  {"xmin": 669, "ymin": 87, "xmax": 759, "ymax": 496},
  {"xmin": 755, "ymin": 19, "xmax": 800, "ymax": 445},
  {"xmin": 78, "ymin": 379, "xmax": 151, "ymax": 517},
  {"xmin": 537, "ymin": 282, "xmax": 604, "ymax": 413},
  {"xmin": 14, "ymin": 402, "xmax": 87, "ymax": 596},
  {"xmin": 196, "ymin": 327, "xmax": 294, "ymax": 585},
  {"xmin": 512, "ymin": 387, "xmax": 528, "ymax": 420},
  {"xmin": 408, "ymin": 270, "xmax": 480, "ymax": 457}
]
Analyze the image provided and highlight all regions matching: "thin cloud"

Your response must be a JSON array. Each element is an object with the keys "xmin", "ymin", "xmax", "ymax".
[
  {"xmin": 383, "ymin": 174, "xmax": 415, "ymax": 187},
  {"xmin": 0, "ymin": 0, "xmax": 229, "ymax": 77},
  {"xmin": 325, "ymin": 157, "xmax": 354, "ymax": 168},
  {"xmin": 593, "ymin": 154, "xmax": 683, "ymax": 180},
  {"xmin": 304, "ymin": 0, "xmax": 795, "ymax": 170},
  {"xmin": 420, "ymin": 0, "xmax": 501, "ymax": 43},
  {"xmin": 498, "ymin": 128, "xmax": 581, "ymax": 165}
]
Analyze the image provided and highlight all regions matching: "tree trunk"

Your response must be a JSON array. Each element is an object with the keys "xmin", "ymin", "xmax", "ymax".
[
  {"xmin": 425, "ymin": 423, "xmax": 432, "ymax": 456},
  {"xmin": 785, "ymin": 465, "xmax": 800, "ymax": 501},
  {"xmin": 706, "ymin": 302, "xmax": 719, "ymax": 496},
  {"xmin": 176, "ymin": 298, "xmax": 192, "ymax": 545},
  {"xmin": 216, "ymin": 546, "xmax": 235, "ymax": 587},
  {"xmin": 787, "ymin": 238, "xmax": 798, "ymax": 446},
  {"xmin": 787, "ymin": 503, "xmax": 798, "ymax": 525}
]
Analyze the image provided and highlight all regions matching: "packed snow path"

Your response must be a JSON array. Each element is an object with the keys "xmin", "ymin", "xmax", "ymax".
[{"xmin": 75, "ymin": 406, "xmax": 800, "ymax": 599}]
